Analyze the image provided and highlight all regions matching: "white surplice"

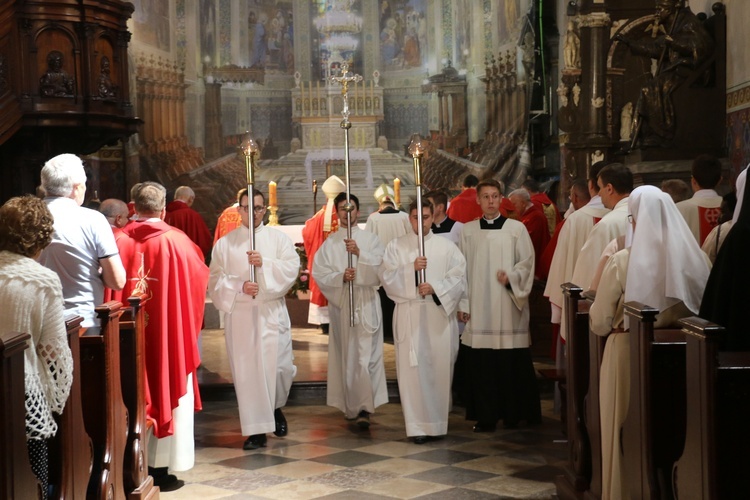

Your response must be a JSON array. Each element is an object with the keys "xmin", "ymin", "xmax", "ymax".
[
  {"xmin": 312, "ymin": 226, "xmax": 388, "ymax": 418},
  {"xmin": 208, "ymin": 224, "xmax": 299, "ymax": 436},
  {"xmin": 365, "ymin": 210, "xmax": 411, "ymax": 247},
  {"xmin": 459, "ymin": 217, "xmax": 535, "ymax": 349},
  {"xmin": 543, "ymin": 198, "xmax": 609, "ymax": 311},
  {"xmin": 380, "ymin": 232, "xmax": 466, "ymax": 437},
  {"xmin": 571, "ymin": 197, "xmax": 630, "ymax": 295}
]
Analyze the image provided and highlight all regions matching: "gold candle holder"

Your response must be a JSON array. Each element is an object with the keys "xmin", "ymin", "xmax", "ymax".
[{"xmin": 267, "ymin": 206, "xmax": 279, "ymax": 226}]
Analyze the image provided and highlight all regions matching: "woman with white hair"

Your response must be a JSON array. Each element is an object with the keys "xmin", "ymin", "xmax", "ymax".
[{"xmin": 589, "ymin": 185, "xmax": 711, "ymax": 499}]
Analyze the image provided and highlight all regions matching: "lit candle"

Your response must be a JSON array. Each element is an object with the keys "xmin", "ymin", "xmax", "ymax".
[
  {"xmin": 393, "ymin": 178, "xmax": 401, "ymax": 206},
  {"xmin": 269, "ymin": 181, "xmax": 277, "ymax": 207}
]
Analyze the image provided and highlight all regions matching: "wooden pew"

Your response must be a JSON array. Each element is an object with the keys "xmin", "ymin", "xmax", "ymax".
[
  {"xmin": 555, "ymin": 283, "xmax": 592, "ymax": 500},
  {"xmin": 0, "ymin": 331, "xmax": 40, "ymax": 499},
  {"xmin": 621, "ymin": 302, "xmax": 686, "ymax": 500},
  {"xmin": 81, "ymin": 302, "xmax": 129, "ymax": 500},
  {"xmin": 49, "ymin": 315, "xmax": 94, "ymax": 499},
  {"xmin": 583, "ymin": 290, "xmax": 606, "ymax": 500},
  {"xmin": 119, "ymin": 294, "xmax": 158, "ymax": 499},
  {"xmin": 673, "ymin": 317, "xmax": 750, "ymax": 499}
]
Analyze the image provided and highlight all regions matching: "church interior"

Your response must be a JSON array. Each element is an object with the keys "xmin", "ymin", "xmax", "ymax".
[{"xmin": 2, "ymin": 0, "xmax": 749, "ymax": 498}]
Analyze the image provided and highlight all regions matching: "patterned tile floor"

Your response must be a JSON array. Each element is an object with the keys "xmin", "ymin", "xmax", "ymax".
[
  {"xmin": 175, "ymin": 327, "xmax": 564, "ymax": 499},
  {"xmin": 162, "ymin": 396, "xmax": 563, "ymax": 499}
]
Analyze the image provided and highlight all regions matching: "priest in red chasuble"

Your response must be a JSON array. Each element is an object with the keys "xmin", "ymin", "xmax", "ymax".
[
  {"xmin": 165, "ymin": 185, "xmax": 213, "ymax": 259},
  {"xmin": 118, "ymin": 181, "xmax": 209, "ymax": 489},
  {"xmin": 302, "ymin": 175, "xmax": 345, "ymax": 328},
  {"xmin": 508, "ymin": 188, "xmax": 551, "ymax": 278}
]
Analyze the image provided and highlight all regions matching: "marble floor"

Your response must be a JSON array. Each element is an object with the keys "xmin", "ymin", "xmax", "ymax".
[{"xmin": 173, "ymin": 328, "xmax": 565, "ymax": 499}]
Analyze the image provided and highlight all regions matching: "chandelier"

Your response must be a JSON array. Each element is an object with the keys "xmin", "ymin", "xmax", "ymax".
[{"xmin": 314, "ymin": 0, "xmax": 362, "ymax": 65}]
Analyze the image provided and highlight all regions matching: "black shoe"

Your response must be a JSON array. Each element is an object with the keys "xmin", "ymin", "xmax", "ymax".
[
  {"xmin": 149, "ymin": 467, "xmax": 184, "ymax": 491},
  {"xmin": 274, "ymin": 408, "xmax": 288, "ymax": 437},
  {"xmin": 243, "ymin": 434, "xmax": 267, "ymax": 450},
  {"xmin": 356, "ymin": 410, "xmax": 370, "ymax": 429},
  {"xmin": 503, "ymin": 420, "xmax": 519, "ymax": 429},
  {"xmin": 473, "ymin": 422, "xmax": 497, "ymax": 433},
  {"xmin": 321, "ymin": 324, "xmax": 329, "ymax": 334},
  {"xmin": 412, "ymin": 435, "xmax": 429, "ymax": 444}
]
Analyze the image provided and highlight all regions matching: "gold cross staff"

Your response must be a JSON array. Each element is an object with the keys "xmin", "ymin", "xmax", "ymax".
[{"xmin": 330, "ymin": 62, "xmax": 363, "ymax": 326}]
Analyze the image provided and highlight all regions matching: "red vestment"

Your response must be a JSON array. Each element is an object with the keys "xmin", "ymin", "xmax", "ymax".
[
  {"xmin": 301, "ymin": 208, "xmax": 339, "ymax": 307},
  {"xmin": 119, "ymin": 219, "xmax": 209, "ymax": 438},
  {"xmin": 519, "ymin": 204, "xmax": 551, "ymax": 277},
  {"xmin": 531, "ymin": 192, "xmax": 562, "ymax": 235},
  {"xmin": 165, "ymin": 200, "xmax": 213, "ymax": 259},
  {"xmin": 104, "ymin": 226, "xmax": 133, "ymax": 303},
  {"xmin": 446, "ymin": 188, "xmax": 483, "ymax": 223},
  {"xmin": 213, "ymin": 204, "xmax": 242, "ymax": 243},
  {"xmin": 537, "ymin": 218, "xmax": 566, "ymax": 281}
]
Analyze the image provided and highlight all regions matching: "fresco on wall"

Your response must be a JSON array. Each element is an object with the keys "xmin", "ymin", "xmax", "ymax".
[
  {"xmin": 455, "ymin": 0, "xmax": 471, "ymax": 69},
  {"xmin": 379, "ymin": 0, "xmax": 426, "ymax": 71},
  {"xmin": 248, "ymin": 1, "xmax": 294, "ymax": 73},
  {"xmin": 200, "ymin": 0, "xmax": 217, "ymax": 64},
  {"xmin": 132, "ymin": 0, "xmax": 171, "ymax": 51},
  {"xmin": 497, "ymin": 0, "xmax": 521, "ymax": 43}
]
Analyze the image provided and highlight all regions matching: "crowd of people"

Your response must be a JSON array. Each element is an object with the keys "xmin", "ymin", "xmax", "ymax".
[{"xmin": 1, "ymin": 151, "xmax": 747, "ymax": 496}]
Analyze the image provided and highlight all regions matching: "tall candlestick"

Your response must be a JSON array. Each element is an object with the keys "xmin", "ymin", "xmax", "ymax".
[
  {"xmin": 269, "ymin": 180, "xmax": 277, "ymax": 206},
  {"xmin": 393, "ymin": 177, "xmax": 401, "ymax": 206}
]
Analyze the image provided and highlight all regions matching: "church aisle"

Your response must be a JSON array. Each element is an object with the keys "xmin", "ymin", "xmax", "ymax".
[{"xmin": 161, "ymin": 396, "xmax": 562, "ymax": 499}]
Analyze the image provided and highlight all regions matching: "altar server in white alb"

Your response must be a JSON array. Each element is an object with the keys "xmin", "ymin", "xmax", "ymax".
[
  {"xmin": 312, "ymin": 193, "xmax": 388, "ymax": 428},
  {"xmin": 209, "ymin": 188, "xmax": 299, "ymax": 450},
  {"xmin": 380, "ymin": 199, "xmax": 466, "ymax": 444}
]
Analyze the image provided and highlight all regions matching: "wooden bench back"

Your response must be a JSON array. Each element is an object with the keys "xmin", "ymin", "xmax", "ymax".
[
  {"xmin": 81, "ymin": 301, "xmax": 128, "ymax": 499},
  {"xmin": 0, "ymin": 331, "xmax": 40, "ymax": 499},
  {"xmin": 555, "ymin": 283, "xmax": 593, "ymax": 499},
  {"xmin": 49, "ymin": 315, "xmax": 93, "ymax": 500},
  {"xmin": 673, "ymin": 317, "xmax": 750, "ymax": 499},
  {"xmin": 622, "ymin": 302, "xmax": 686, "ymax": 500}
]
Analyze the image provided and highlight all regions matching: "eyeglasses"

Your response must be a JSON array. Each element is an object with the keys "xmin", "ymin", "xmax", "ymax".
[{"xmin": 240, "ymin": 205, "xmax": 266, "ymax": 213}]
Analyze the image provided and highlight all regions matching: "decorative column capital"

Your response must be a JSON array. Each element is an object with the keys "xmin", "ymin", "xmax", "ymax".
[{"xmin": 577, "ymin": 12, "xmax": 611, "ymax": 29}]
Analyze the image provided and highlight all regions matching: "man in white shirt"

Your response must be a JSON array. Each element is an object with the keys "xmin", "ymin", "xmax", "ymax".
[
  {"xmin": 209, "ymin": 188, "xmax": 299, "ymax": 450},
  {"xmin": 38, "ymin": 153, "xmax": 126, "ymax": 327},
  {"xmin": 313, "ymin": 193, "xmax": 388, "ymax": 428},
  {"xmin": 676, "ymin": 154, "xmax": 723, "ymax": 246}
]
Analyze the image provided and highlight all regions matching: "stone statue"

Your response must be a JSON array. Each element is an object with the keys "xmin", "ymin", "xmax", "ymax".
[
  {"xmin": 39, "ymin": 50, "xmax": 75, "ymax": 97},
  {"xmin": 97, "ymin": 56, "xmax": 116, "ymax": 98},
  {"xmin": 563, "ymin": 20, "xmax": 581, "ymax": 69},
  {"xmin": 615, "ymin": 0, "xmax": 714, "ymax": 146},
  {"xmin": 592, "ymin": 150, "xmax": 605, "ymax": 164},
  {"xmin": 572, "ymin": 83, "xmax": 581, "ymax": 107},
  {"xmin": 620, "ymin": 102, "xmax": 634, "ymax": 141}
]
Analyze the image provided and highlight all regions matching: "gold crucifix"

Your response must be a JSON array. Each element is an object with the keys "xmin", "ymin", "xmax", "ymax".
[{"xmin": 330, "ymin": 63, "xmax": 363, "ymax": 121}]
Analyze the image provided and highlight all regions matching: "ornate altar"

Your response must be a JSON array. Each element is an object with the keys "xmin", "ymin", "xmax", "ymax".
[{"xmin": 291, "ymin": 77, "xmax": 384, "ymax": 150}]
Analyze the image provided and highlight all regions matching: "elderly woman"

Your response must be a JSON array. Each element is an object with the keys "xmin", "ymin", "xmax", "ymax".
[
  {"xmin": 589, "ymin": 185, "xmax": 711, "ymax": 500},
  {"xmin": 0, "ymin": 195, "xmax": 73, "ymax": 492}
]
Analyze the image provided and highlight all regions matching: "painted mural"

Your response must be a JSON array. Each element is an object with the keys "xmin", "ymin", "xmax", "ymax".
[
  {"xmin": 379, "ymin": 0, "xmax": 426, "ymax": 71},
  {"xmin": 248, "ymin": 1, "xmax": 295, "ymax": 73},
  {"xmin": 131, "ymin": 0, "xmax": 171, "ymax": 51}
]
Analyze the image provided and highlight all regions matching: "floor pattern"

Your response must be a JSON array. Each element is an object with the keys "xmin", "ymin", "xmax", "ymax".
[{"xmin": 162, "ymin": 397, "xmax": 564, "ymax": 499}]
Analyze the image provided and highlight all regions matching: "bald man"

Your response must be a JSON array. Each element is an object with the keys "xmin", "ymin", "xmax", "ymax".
[{"xmin": 165, "ymin": 185, "xmax": 212, "ymax": 259}]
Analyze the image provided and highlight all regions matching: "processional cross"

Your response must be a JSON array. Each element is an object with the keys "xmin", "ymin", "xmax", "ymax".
[{"xmin": 330, "ymin": 63, "xmax": 363, "ymax": 326}]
